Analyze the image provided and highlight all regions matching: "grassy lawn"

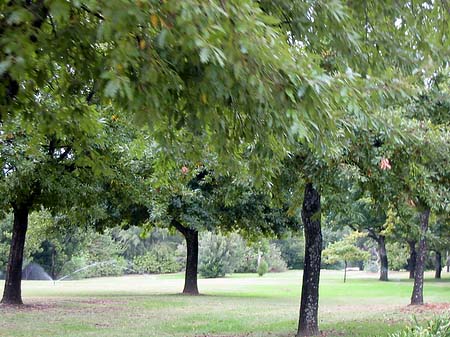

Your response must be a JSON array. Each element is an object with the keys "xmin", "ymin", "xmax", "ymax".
[{"xmin": 0, "ymin": 270, "xmax": 449, "ymax": 337}]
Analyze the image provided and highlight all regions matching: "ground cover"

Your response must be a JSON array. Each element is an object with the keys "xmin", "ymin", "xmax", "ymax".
[{"xmin": 0, "ymin": 270, "xmax": 449, "ymax": 337}]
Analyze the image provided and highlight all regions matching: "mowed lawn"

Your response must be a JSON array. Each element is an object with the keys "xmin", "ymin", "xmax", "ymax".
[{"xmin": 0, "ymin": 270, "xmax": 449, "ymax": 337}]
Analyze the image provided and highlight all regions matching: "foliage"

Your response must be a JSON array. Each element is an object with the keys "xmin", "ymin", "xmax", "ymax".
[
  {"xmin": 265, "ymin": 244, "xmax": 288, "ymax": 273},
  {"xmin": 132, "ymin": 244, "xmax": 182, "ymax": 274},
  {"xmin": 387, "ymin": 242, "xmax": 409, "ymax": 271},
  {"xmin": 112, "ymin": 226, "xmax": 183, "ymax": 261},
  {"xmin": 257, "ymin": 260, "xmax": 269, "ymax": 277},
  {"xmin": 390, "ymin": 317, "xmax": 450, "ymax": 337},
  {"xmin": 60, "ymin": 229, "xmax": 126, "ymax": 279},
  {"xmin": 198, "ymin": 232, "xmax": 245, "ymax": 278},
  {"xmin": 323, "ymin": 232, "xmax": 370, "ymax": 278},
  {"xmin": 272, "ymin": 233, "xmax": 304, "ymax": 269}
]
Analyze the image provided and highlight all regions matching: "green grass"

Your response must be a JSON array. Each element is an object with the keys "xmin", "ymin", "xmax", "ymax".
[{"xmin": 0, "ymin": 270, "xmax": 449, "ymax": 337}]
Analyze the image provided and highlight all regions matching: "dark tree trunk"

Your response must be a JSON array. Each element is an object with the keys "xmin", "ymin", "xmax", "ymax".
[
  {"xmin": 182, "ymin": 228, "xmax": 199, "ymax": 295},
  {"xmin": 434, "ymin": 251, "xmax": 442, "ymax": 279},
  {"xmin": 172, "ymin": 220, "xmax": 199, "ymax": 295},
  {"xmin": 378, "ymin": 235, "xmax": 389, "ymax": 282},
  {"xmin": 2, "ymin": 205, "xmax": 30, "ymax": 305},
  {"xmin": 357, "ymin": 260, "xmax": 364, "ymax": 271},
  {"xmin": 411, "ymin": 208, "xmax": 430, "ymax": 305},
  {"xmin": 297, "ymin": 183, "xmax": 322, "ymax": 337},
  {"xmin": 407, "ymin": 240, "xmax": 417, "ymax": 280},
  {"xmin": 51, "ymin": 245, "xmax": 56, "ymax": 280}
]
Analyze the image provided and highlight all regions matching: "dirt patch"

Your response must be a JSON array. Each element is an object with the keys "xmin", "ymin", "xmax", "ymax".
[
  {"xmin": 0, "ymin": 302, "xmax": 58, "ymax": 312},
  {"xmin": 400, "ymin": 302, "xmax": 450, "ymax": 314},
  {"xmin": 0, "ymin": 298, "xmax": 127, "ymax": 314}
]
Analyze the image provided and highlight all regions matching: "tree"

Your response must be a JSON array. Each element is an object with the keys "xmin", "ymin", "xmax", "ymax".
[
  {"xmin": 0, "ymin": 108, "xmax": 142, "ymax": 304},
  {"xmin": 152, "ymin": 164, "xmax": 297, "ymax": 295},
  {"xmin": 259, "ymin": 2, "xmax": 449, "ymax": 334},
  {"xmin": 323, "ymin": 232, "xmax": 370, "ymax": 282}
]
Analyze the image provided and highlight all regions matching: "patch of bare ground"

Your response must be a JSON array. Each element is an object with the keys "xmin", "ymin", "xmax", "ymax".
[
  {"xmin": 401, "ymin": 302, "xmax": 450, "ymax": 314},
  {"xmin": 0, "ymin": 298, "xmax": 127, "ymax": 313},
  {"xmin": 0, "ymin": 302, "xmax": 58, "ymax": 312}
]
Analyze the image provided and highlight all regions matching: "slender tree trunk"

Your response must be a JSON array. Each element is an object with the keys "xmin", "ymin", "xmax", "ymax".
[
  {"xmin": 378, "ymin": 235, "xmax": 389, "ymax": 281},
  {"xmin": 2, "ymin": 204, "xmax": 30, "ymax": 305},
  {"xmin": 51, "ymin": 245, "xmax": 56, "ymax": 280},
  {"xmin": 434, "ymin": 251, "xmax": 442, "ymax": 279},
  {"xmin": 411, "ymin": 208, "xmax": 430, "ymax": 305},
  {"xmin": 297, "ymin": 183, "xmax": 322, "ymax": 337},
  {"xmin": 344, "ymin": 261, "xmax": 347, "ymax": 283},
  {"xmin": 407, "ymin": 240, "xmax": 417, "ymax": 280}
]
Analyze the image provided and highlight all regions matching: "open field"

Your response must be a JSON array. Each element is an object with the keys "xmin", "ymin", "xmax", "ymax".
[{"xmin": 0, "ymin": 270, "xmax": 449, "ymax": 337}]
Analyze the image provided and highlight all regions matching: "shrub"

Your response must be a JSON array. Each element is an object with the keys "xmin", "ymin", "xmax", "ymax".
[
  {"xmin": 390, "ymin": 317, "xmax": 450, "ymax": 337},
  {"xmin": 235, "ymin": 247, "xmax": 259, "ymax": 273},
  {"xmin": 266, "ymin": 244, "xmax": 288, "ymax": 272},
  {"xmin": 199, "ymin": 232, "xmax": 245, "ymax": 278},
  {"xmin": 133, "ymin": 244, "xmax": 182, "ymax": 274},
  {"xmin": 59, "ymin": 254, "xmax": 127, "ymax": 279},
  {"xmin": 387, "ymin": 242, "xmax": 409, "ymax": 271},
  {"xmin": 235, "ymin": 242, "xmax": 287, "ymax": 273},
  {"xmin": 272, "ymin": 235, "xmax": 305, "ymax": 269},
  {"xmin": 257, "ymin": 259, "xmax": 269, "ymax": 276}
]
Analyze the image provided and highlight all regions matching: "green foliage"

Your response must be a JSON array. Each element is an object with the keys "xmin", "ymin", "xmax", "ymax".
[
  {"xmin": 323, "ymin": 232, "xmax": 370, "ymax": 268},
  {"xmin": 60, "ymin": 229, "xmax": 126, "ymax": 279},
  {"xmin": 198, "ymin": 232, "xmax": 245, "ymax": 278},
  {"xmin": 390, "ymin": 317, "xmax": 450, "ymax": 337},
  {"xmin": 272, "ymin": 234, "xmax": 304, "ymax": 269},
  {"xmin": 132, "ymin": 244, "xmax": 182, "ymax": 274},
  {"xmin": 257, "ymin": 259, "xmax": 269, "ymax": 277},
  {"xmin": 265, "ymin": 244, "xmax": 288, "ymax": 273},
  {"xmin": 387, "ymin": 242, "xmax": 409, "ymax": 271}
]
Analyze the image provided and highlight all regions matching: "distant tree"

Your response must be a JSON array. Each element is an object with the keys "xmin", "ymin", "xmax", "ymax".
[{"xmin": 323, "ymin": 232, "xmax": 370, "ymax": 282}]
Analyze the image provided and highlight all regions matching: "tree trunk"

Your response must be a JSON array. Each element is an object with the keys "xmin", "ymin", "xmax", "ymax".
[
  {"xmin": 182, "ymin": 228, "xmax": 199, "ymax": 295},
  {"xmin": 297, "ymin": 183, "xmax": 322, "ymax": 337},
  {"xmin": 51, "ymin": 245, "xmax": 56, "ymax": 280},
  {"xmin": 2, "ymin": 204, "xmax": 30, "ymax": 305},
  {"xmin": 411, "ymin": 208, "xmax": 430, "ymax": 305},
  {"xmin": 434, "ymin": 251, "xmax": 442, "ymax": 279},
  {"xmin": 171, "ymin": 220, "xmax": 199, "ymax": 295},
  {"xmin": 357, "ymin": 260, "xmax": 364, "ymax": 271},
  {"xmin": 447, "ymin": 251, "xmax": 449, "ymax": 273},
  {"xmin": 344, "ymin": 261, "xmax": 347, "ymax": 283},
  {"xmin": 407, "ymin": 240, "xmax": 417, "ymax": 280},
  {"xmin": 378, "ymin": 235, "xmax": 389, "ymax": 281}
]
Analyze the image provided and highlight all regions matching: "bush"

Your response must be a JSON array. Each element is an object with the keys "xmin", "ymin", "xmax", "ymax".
[
  {"xmin": 390, "ymin": 317, "xmax": 450, "ymax": 337},
  {"xmin": 364, "ymin": 260, "xmax": 379, "ymax": 273},
  {"xmin": 235, "ymin": 242, "xmax": 287, "ymax": 274},
  {"xmin": 266, "ymin": 244, "xmax": 288, "ymax": 272},
  {"xmin": 272, "ymin": 235, "xmax": 304, "ymax": 269},
  {"xmin": 387, "ymin": 242, "xmax": 409, "ymax": 271},
  {"xmin": 58, "ymin": 230, "xmax": 127, "ymax": 279},
  {"xmin": 199, "ymin": 232, "xmax": 245, "ymax": 278},
  {"xmin": 59, "ymin": 254, "xmax": 128, "ymax": 280},
  {"xmin": 133, "ymin": 244, "xmax": 182, "ymax": 274},
  {"xmin": 257, "ymin": 260, "xmax": 269, "ymax": 276},
  {"xmin": 235, "ymin": 247, "xmax": 259, "ymax": 273}
]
